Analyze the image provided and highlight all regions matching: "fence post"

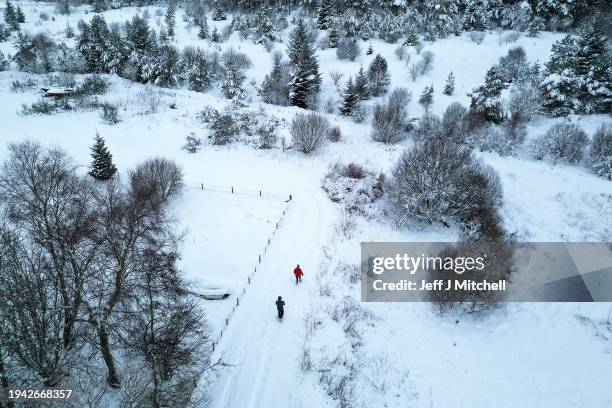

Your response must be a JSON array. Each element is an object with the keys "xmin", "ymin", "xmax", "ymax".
[
  {"xmin": 258, "ymin": 254, "xmax": 261, "ymax": 263},
  {"xmin": 248, "ymin": 277, "xmax": 251, "ymax": 284},
  {"xmin": 225, "ymin": 318, "xmax": 228, "ymax": 326},
  {"xmin": 237, "ymin": 298, "xmax": 239, "ymax": 306},
  {"xmin": 231, "ymin": 187, "xmax": 234, "ymax": 194},
  {"xmin": 201, "ymin": 183, "xmax": 203, "ymax": 190},
  {"xmin": 289, "ymin": 194, "xmax": 292, "ymax": 201}
]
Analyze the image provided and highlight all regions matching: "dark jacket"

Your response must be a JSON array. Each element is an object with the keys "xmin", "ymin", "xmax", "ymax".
[{"xmin": 275, "ymin": 299, "xmax": 285, "ymax": 310}]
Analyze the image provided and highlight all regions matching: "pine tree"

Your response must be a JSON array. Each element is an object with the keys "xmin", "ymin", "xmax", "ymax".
[
  {"xmin": 0, "ymin": 50, "xmax": 8, "ymax": 71},
  {"xmin": 367, "ymin": 54, "xmax": 390, "ymax": 96},
  {"xmin": 159, "ymin": 27, "xmax": 169, "ymax": 44},
  {"xmin": 328, "ymin": 24, "xmax": 340, "ymax": 48},
  {"xmin": 15, "ymin": 5, "xmax": 24, "ymax": 23},
  {"xmin": 211, "ymin": 27, "xmax": 220, "ymax": 42},
  {"xmin": 212, "ymin": 7, "xmax": 226, "ymax": 21},
  {"xmin": 65, "ymin": 22, "xmax": 75, "ymax": 38},
  {"xmin": 153, "ymin": 44, "xmax": 180, "ymax": 87},
  {"xmin": 339, "ymin": 77, "xmax": 358, "ymax": 116},
  {"xmin": 317, "ymin": 0, "xmax": 334, "ymax": 30},
  {"xmin": 419, "ymin": 84, "xmax": 434, "ymax": 112},
  {"xmin": 403, "ymin": 28, "xmax": 420, "ymax": 47},
  {"xmin": 165, "ymin": 3, "xmax": 176, "ymax": 39},
  {"xmin": 4, "ymin": 0, "xmax": 18, "ymax": 30},
  {"xmin": 260, "ymin": 51, "xmax": 291, "ymax": 106},
  {"xmin": 198, "ymin": 18, "xmax": 208, "ymax": 39},
  {"xmin": 354, "ymin": 65, "xmax": 369, "ymax": 100},
  {"xmin": 89, "ymin": 133, "xmax": 117, "ymax": 180},
  {"xmin": 468, "ymin": 66, "xmax": 506, "ymax": 123},
  {"xmin": 288, "ymin": 19, "xmax": 321, "ymax": 109},
  {"xmin": 366, "ymin": 44, "xmax": 373, "ymax": 55},
  {"xmin": 574, "ymin": 27, "xmax": 612, "ymax": 113},
  {"xmin": 253, "ymin": 6, "xmax": 275, "ymax": 44},
  {"xmin": 443, "ymin": 72, "xmax": 455, "ymax": 95}
]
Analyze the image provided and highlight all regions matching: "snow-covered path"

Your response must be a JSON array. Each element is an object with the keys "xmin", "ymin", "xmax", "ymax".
[{"xmin": 209, "ymin": 181, "xmax": 334, "ymax": 408}]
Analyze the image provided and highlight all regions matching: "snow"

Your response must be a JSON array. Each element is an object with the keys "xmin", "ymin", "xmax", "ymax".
[{"xmin": 1, "ymin": 2, "xmax": 612, "ymax": 407}]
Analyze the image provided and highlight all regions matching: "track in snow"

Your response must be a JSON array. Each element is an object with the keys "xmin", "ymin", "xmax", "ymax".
[{"xmin": 209, "ymin": 184, "xmax": 333, "ymax": 408}]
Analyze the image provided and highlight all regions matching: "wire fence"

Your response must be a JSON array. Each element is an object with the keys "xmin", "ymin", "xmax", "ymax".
[{"xmin": 188, "ymin": 183, "xmax": 293, "ymax": 352}]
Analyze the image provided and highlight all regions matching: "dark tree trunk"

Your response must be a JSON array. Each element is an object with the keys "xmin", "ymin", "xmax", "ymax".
[
  {"xmin": 98, "ymin": 324, "xmax": 120, "ymax": 388},
  {"xmin": 0, "ymin": 349, "xmax": 15, "ymax": 408}
]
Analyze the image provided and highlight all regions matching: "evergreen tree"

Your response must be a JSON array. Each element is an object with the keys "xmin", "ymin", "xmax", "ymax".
[
  {"xmin": 354, "ymin": 65, "xmax": 369, "ymax": 100},
  {"xmin": 574, "ymin": 27, "xmax": 612, "ymax": 113},
  {"xmin": 419, "ymin": 84, "xmax": 434, "ymax": 112},
  {"xmin": 212, "ymin": 7, "xmax": 226, "ymax": 21},
  {"xmin": 89, "ymin": 133, "xmax": 117, "ymax": 181},
  {"xmin": 0, "ymin": 23, "xmax": 7, "ymax": 41},
  {"xmin": 424, "ymin": 0, "xmax": 461, "ymax": 39},
  {"xmin": 0, "ymin": 50, "xmax": 8, "ymax": 71},
  {"xmin": 77, "ymin": 14, "xmax": 111, "ymax": 73},
  {"xmin": 339, "ymin": 76, "xmax": 358, "ymax": 116},
  {"xmin": 15, "ymin": 4, "xmax": 24, "ymax": 23},
  {"xmin": 253, "ymin": 6, "xmax": 275, "ymax": 44},
  {"xmin": 4, "ymin": 0, "xmax": 18, "ymax": 30},
  {"xmin": 443, "ymin": 71, "xmax": 455, "ymax": 95},
  {"xmin": 65, "ymin": 22, "xmax": 75, "ymax": 39},
  {"xmin": 366, "ymin": 43, "xmax": 373, "ymax": 55},
  {"xmin": 367, "ymin": 54, "xmax": 390, "ymax": 96},
  {"xmin": 158, "ymin": 27, "xmax": 169, "ymax": 44},
  {"xmin": 198, "ymin": 18, "xmax": 208, "ymax": 39},
  {"xmin": 468, "ymin": 66, "xmax": 505, "ymax": 123},
  {"xmin": 403, "ymin": 28, "xmax": 420, "ymax": 47},
  {"xmin": 317, "ymin": 0, "xmax": 334, "ymax": 30},
  {"xmin": 153, "ymin": 44, "xmax": 180, "ymax": 87},
  {"xmin": 180, "ymin": 47, "xmax": 215, "ymax": 92},
  {"xmin": 260, "ymin": 51, "xmax": 291, "ymax": 106},
  {"xmin": 211, "ymin": 27, "xmax": 220, "ymax": 42},
  {"xmin": 328, "ymin": 24, "xmax": 340, "ymax": 48},
  {"xmin": 288, "ymin": 19, "xmax": 321, "ymax": 109},
  {"xmin": 165, "ymin": 3, "xmax": 176, "ymax": 38}
]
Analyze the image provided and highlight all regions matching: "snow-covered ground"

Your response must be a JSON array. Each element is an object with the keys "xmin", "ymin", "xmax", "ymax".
[{"xmin": 1, "ymin": 2, "xmax": 612, "ymax": 407}]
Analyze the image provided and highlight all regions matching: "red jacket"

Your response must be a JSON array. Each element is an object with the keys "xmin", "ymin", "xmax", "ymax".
[{"xmin": 293, "ymin": 266, "xmax": 303, "ymax": 278}]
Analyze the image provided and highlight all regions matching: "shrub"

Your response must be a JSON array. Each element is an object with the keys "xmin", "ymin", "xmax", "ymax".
[
  {"xmin": 323, "ymin": 162, "xmax": 384, "ymax": 214},
  {"xmin": 507, "ymin": 84, "xmax": 540, "ymax": 122},
  {"xmin": 183, "ymin": 132, "xmax": 202, "ymax": 153},
  {"xmin": 371, "ymin": 88, "xmax": 411, "ymax": 144},
  {"xmin": 257, "ymin": 123, "xmax": 278, "ymax": 149},
  {"xmin": 427, "ymin": 238, "xmax": 514, "ymax": 315},
  {"xmin": 412, "ymin": 114, "xmax": 443, "ymax": 141},
  {"xmin": 468, "ymin": 124, "xmax": 524, "ymax": 156},
  {"xmin": 77, "ymin": 75, "xmax": 109, "ymax": 95},
  {"xmin": 21, "ymin": 99, "xmax": 57, "ymax": 115},
  {"xmin": 327, "ymin": 126, "xmax": 342, "ymax": 142},
  {"xmin": 100, "ymin": 103, "xmax": 120, "ymax": 125},
  {"xmin": 469, "ymin": 31, "xmax": 486, "ymax": 44},
  {"xmin": 209, "ymin": 111, "xmax": 239, "ymax": 145},
  {"xmin": 291, "ymin": 112, "xmax": 330, "ymax": 154},
  {"xmin": 419, "ymin": 51, "xmax": 434, "ymax": 75},
  {"xmin": 336, "ymin": 37, "xmax": 360, "ymax": 61},
  {"xmin": 129, "ymin": 157, "xmax": 184, "ymax": 202},
  {"xmin": 387, "ymin": 138, "xmax": 503, "ymax": 230},
  {"xmin": 442, "ymin": 102, "xmax": 469, "ymax": 144},
  {"xmin": 590, "ymin": 125, "xmax": 612, "ymax": 180},
  {"xmin": 531, "ymin": 123, "xmax": 589, "ymax": 163}
]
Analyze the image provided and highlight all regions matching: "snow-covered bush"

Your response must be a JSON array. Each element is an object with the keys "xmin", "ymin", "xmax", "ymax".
[
  {"xmin": 387, "ymin": 138, "xmax": 503, "ymax": 231},
  {"xmin": 442, "ymin": 102, "xmax": 469, "ymax": 144},
  {"xmin": 412, "ymin": 114, "xmax": 443, "ymax": 141},
  {"xmin": 419, "ymin": 50, "xmax": 434, "ymax": 75},
  {"xmin": 497, "ymin": 46, "xmax": 530, "ymax": 84},
  {"xmin": 371, "ymin": 88, "xmax": 411, "ymax": 144},
  {"xmin": 291, "ymin": 112, "xmax": 329, "ymax": 154},
  {"xmin": 210, "ymin": 110, "xmax": 240, "ymax": 145},
  {"xmin": 327, "ymin": 126, "xmax": 342, "ymax": 142},
  {"xmin": 507, "ymin": 83, "xmax": 541, "ymax": 122},
  {"xmin": 322, "ymin": 162, "xmax": 384, "ymax": 214},
  {"xmin": 531, "ymin": 123, "xmax": 589, "ymax": 163},
  {"xmin": 336, "ymin": 37, "xmax": 360, "ymax": 61},
  {"xmin": 427, "ymin": 238, "xmax": 514, "ymax": 315},
  {"xmin": 468, "ymin": 123, "xmax": 524, "ymax": 156},
  {"xmin": 100, "ymin": 103, "xmax": 120, "ymax": 125},
  {"xmin": 257, "ymin": 122, "xmax": 278, "ymax": 149},
  {"xmin": 183, "ymin": 132, "xmax": 202, "ymax": 153},
  {"xmin": 129, "ymin": 157, "xmax": 184, "ymax": 202},
  {"xmin": 76, "ymin": 75, "xmax": 109, "ymax": 95},
  {"xmin": 468, "ymin": 31, "xmax": 486, "ymax": 44},
  {"xmin": 589, "ymin": 125, "xmax": 612, "ymax": 180},
  {"xmin": 259, "ymin": 51, "xmax": 291, "ymax": 106}
]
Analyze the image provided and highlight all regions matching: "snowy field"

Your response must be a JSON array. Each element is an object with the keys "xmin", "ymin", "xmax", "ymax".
[{"xmin": 1, "ymin": 1, "xmax": 611, "ymax": 407}]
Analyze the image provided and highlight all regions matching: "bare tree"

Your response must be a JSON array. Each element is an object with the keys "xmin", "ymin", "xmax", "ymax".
[{"xmin": 129, "ymin": 157, "xmax": 184, "ymax": 204}]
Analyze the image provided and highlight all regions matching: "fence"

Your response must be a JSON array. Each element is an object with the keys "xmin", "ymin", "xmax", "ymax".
[{"xmin": 190, "ymin": 183, "xmax": 292, "ymax": 352}]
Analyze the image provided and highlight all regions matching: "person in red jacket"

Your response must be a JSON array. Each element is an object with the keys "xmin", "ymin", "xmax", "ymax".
[{"xmin": 294, "ymin": 264, "xmax": 303, "ymax": 285}]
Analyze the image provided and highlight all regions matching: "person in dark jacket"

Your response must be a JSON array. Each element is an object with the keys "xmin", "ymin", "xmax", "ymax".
[
  {"xmin": 275, "ymin": 296, "xmax": 285, "ymax": 319},
  {"xmin": 294, "ymin": 264, "xmax": 303, "ymax": 284}
]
